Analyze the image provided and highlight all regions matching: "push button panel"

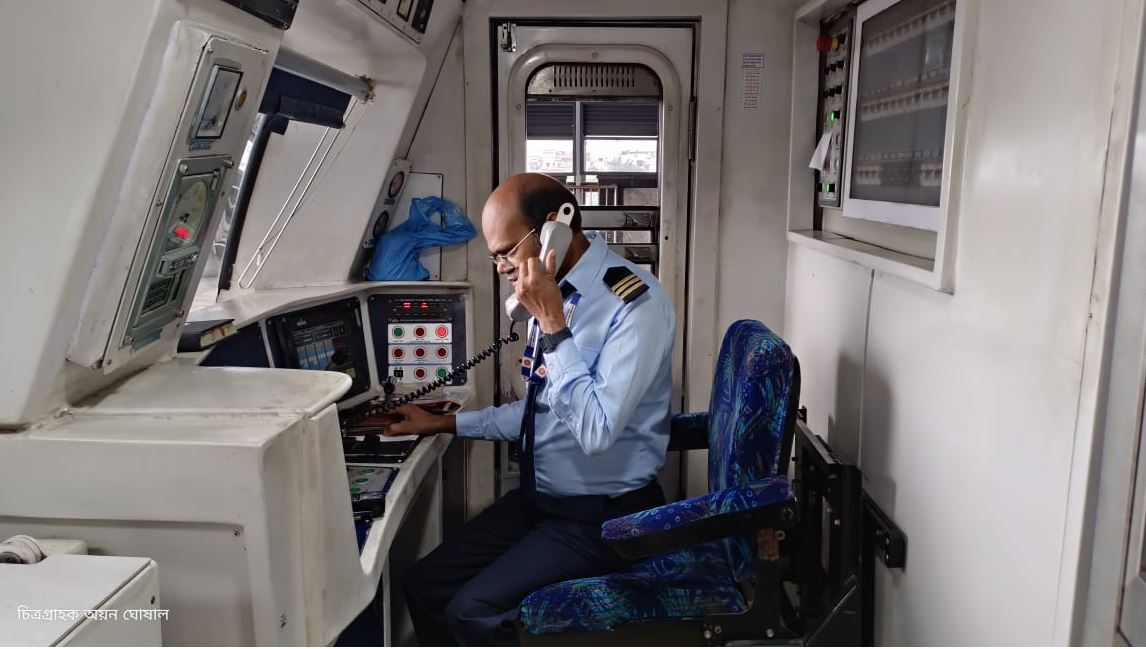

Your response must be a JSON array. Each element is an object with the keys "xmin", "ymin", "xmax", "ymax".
[{"xmin": 369, "ymin": 293, "xmax": 468, "ymax": 387}]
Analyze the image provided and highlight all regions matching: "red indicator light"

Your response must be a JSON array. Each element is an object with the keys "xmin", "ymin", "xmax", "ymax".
[
  {"xmin": 414, "ymin": 326, "xmax": 426, "ymax": 337},
  {"xmin": 436, "ymin": 326, "xmax": 448, "ymax": 337},
  {"xmin": 414, "ymin": 347, "xmax": 426, "ymax": 358},
  {"xmin": 173, "ymin": 225, "xmax": 191, "ymax": 240},
  {"xmin": 403, "ymin": 302, "xmax": 411, "ymax": 309},
  {"xmin": 436, "ymin": 347, "xmax": 448, "ymax": 358},
  {"xmin": 816, "ymin": 35, "xmax": 839, "ymax": 52},
  {"xmin": 415, "ymin": 368, "xmax": 427, "ymax": 379},
  {"xmin": 421, "ymin": 303, "xmax": 429, "ymax": 310}
]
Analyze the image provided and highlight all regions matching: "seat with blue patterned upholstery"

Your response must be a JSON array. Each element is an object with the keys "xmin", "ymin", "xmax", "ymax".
[{"xmin": 519, "ymin": 319, "xmax": 801, "ymax": 638}]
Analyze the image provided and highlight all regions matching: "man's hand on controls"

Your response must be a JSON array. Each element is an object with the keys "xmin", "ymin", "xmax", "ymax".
[
  {"xmin": 516, "ymin": 250, "xmax": 566, "ymax": 334},
  {"xmin": 387, "ymin": 404, "xmax": 455, "ymax": 436}
]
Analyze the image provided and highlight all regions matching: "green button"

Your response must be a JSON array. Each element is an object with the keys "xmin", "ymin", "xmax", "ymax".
[
  {"xmin": 354, "ymin": 478, "xmax": 369, "ymax": 484},
  {"xmin": 350, "ymin": 487, "xmax": 361, "ymax": 494},
  {"xmin": 437, "ymin": 368, "xmax": 448, "ymax": 379},
  {"xmin": 393, "ymin": 326, "xmax": 404, "ymax": 338},
  {"xmin": 361, "ymin": 468, "xmax": 375, "ymax": 474}
]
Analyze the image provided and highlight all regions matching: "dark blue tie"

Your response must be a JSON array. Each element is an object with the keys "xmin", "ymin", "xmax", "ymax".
[
  {"xmin": 517, "ymin": 337, "xmax": 545, "ymax": 506},
  {"xmin": 518, "ymin": 379, "xmax": 539, "ymax": 506}
]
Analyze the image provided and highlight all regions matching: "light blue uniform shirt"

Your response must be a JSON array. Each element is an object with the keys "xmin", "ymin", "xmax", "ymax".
[{"xmin": 456, "ymin": 232, "xmax": 676, "ymax": 497}]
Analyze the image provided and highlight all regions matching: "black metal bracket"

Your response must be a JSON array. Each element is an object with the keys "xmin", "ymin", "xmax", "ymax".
[
  {"xmin": 861, "ymin": 486, "xmax": 907, "ymax": 645},
  {"xmin": 864, "ymin": 494, "xmax": 907, "ymax": 569}
]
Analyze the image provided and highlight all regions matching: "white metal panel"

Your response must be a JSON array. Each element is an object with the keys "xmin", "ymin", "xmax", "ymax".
[
  {"xmin": 0, "ymin": 555, "xmax": 157, "ymax": 647},
  {"xmin": 68, "ymin": 28, "xmax": 272, "ymax": 374},
  {"xmin": 0, "ymin": 0, "xmax": 284, "ymax": 428},
  {"xmin": 63, "ymin": 560, "xmax": 162, "ymax": 647},
  {"xmin": 73, "ymin": 362, "xmax": 350, "ymax": 417},
  {"xmin": 1072, "ymin": 4, "xmax": 1146, "ymax": 641},
  {"xmin": 0, "ymin": 413, "xmax": 325, "ymax": 644}
]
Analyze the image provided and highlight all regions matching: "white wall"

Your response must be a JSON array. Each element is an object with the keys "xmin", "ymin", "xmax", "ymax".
[
  {"xmin": 716, "ymin": 0, "xmax": 795, "ymax": 338},
  {"xmin": 785, "ymin": 0, "xmax": 1137, "ymax": 643},
  {"xmin": 682, "ymin": 0, "xmax": 799, "ymax": 495},
  {"xmin": 405, "ymin": 29, "xmax": 469, "ymax": 283}
]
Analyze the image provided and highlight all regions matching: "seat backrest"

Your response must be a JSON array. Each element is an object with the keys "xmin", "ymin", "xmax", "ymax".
[{"xmin": 707, "ymin": 320, "xmax": 799, "ymax": 582}]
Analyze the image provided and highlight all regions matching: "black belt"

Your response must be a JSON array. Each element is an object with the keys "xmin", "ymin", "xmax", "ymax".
[{"xmin": 531, "ymin": 480, "xmax": 665, "ymax": 525}]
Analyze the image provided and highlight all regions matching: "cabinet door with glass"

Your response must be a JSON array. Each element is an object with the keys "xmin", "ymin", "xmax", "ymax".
[{"xmin": 842, "ymin": 0, "xmax": 968, "ymax": 232}]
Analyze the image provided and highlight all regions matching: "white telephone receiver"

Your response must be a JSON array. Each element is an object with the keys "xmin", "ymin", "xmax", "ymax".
[{"xmin": 505, "ymin": 202, "xmax": 575, "ymax": 322}]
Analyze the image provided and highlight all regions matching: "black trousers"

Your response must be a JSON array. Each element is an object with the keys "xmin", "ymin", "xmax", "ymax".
[{"xmin": 404, "ymin": 483, "xmax": 664, "ymax": 646}]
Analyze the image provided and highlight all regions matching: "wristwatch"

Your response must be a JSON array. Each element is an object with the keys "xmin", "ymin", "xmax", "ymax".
[{"xmin": 539, "ymin": 327, "xmax": 573, "ymax": 354}]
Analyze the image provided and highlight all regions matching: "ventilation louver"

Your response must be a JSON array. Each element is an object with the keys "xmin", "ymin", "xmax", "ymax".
[{"xmin": 527, "ymin": 63, "xmax": 661, "ymax": 98}]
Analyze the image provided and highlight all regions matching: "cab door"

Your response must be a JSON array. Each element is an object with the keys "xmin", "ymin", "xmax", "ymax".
[{"xmin": 493, "ymin": 22, "xmax": 695, "ymax": 496}]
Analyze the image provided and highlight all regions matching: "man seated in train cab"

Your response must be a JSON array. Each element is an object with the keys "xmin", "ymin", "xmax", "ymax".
[{"xmin": 387, "ymin": 172, "xmax": 676, "ymax": 645}]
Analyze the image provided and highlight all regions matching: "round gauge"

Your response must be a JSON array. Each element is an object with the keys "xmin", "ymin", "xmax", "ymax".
[
  {"xmin": 387, "ymin": 171, "xmax": 405, "ymax": 198},
  {"xmin": 373, "ymin": 210, "xmax": 391, "ymax": 239},
  {"xmin": 168, "ymin": 178, "xmax": 210, "ymax": 248}
]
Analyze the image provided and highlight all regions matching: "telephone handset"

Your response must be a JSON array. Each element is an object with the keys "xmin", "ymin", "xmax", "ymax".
[{"xmin": 505, "ymin": 202, "xmax": 575, "ymax": 322}]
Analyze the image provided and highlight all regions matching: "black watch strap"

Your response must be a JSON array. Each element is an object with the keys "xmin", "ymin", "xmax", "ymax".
[{"xmin": 540, "ymin": 327, "xmax": 572, "ymax": 354}]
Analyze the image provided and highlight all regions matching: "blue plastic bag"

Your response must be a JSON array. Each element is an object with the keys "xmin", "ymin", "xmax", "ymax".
[{"xmin": 366, "ymin": 196, "xmax": 476, "ymax": 281}]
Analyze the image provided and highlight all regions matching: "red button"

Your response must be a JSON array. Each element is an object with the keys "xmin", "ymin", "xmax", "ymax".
[
  {"xmin": 392, "ymin": 348, "xmax": 404, "ymax": 359},
  {"xmin": 436, "ymin": 347, "xmax": 448, "ymax": 358},
  {"xmin": 415, "ymin": 368, "xmax": 426, "ymax": 379},
  {"xmin": 414, "ymin": 326, "xmax": 426, "ymax": 337},
  {"xmin": 436, "ymin": 325, "xmax": 448, "ymax": 337},
  {"xmin": 414, "ymin": 347, "xmax": 426, "ymax": 358}
]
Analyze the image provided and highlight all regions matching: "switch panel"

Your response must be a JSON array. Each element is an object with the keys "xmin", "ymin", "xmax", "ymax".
[
  {"xmin": 817, "ymin": 10, "xmax": 854, "ymax": 208},
  {"xmin": 368, "ymin": 293, "xmax": 467, "ymax": 387}
]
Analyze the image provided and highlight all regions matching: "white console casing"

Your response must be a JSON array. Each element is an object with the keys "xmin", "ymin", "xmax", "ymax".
[
  {"xmin": 0, "ymin": 555, "xmax": 160, "ymax": 646},
  {"xmin": 0, "ymin": 365, "xmax": 375, "ymax": 645}
]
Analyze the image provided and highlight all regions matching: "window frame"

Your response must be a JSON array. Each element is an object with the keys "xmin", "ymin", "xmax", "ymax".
[{"xmin": 525, "ymin": 98, "xmax": 660, "ymax": 197}]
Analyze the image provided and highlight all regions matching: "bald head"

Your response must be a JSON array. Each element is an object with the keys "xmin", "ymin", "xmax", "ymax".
[
  {"xmin": 481, "ymin": 173, "xmax": 582, "ymax": 238},
  {"xmin": 482, "ymin": 173, "xmax": 587, "ymax": 281}
]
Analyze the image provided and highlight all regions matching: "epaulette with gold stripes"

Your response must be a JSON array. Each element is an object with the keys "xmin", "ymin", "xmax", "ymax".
[{"xmin": 603, "ymin": 266, "xmax": 649, "ymax": 304}]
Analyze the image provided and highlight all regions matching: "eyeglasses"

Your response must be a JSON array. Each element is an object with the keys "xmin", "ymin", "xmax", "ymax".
[{"xmin": 488, "ymin": 229, "xmax": 537, "ymax": 269}]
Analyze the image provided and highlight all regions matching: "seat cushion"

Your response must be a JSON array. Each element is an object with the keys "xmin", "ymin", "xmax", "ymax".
[
  {"xmin": 600, "ymin": 475, "xmax": 794, "ymax": 542},
  {"xmin": 520, "ymin": 542, "xmax": 747, "ymax": 635}
]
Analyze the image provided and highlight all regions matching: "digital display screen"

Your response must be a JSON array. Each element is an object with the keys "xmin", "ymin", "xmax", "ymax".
[
  {"xmin": 195, "ymin": 66, "xmax": 242, "ymax": 140},
  {"xmin": 292, "ymin": 321, "xmax": 355, "ymax": 375},
  {"xmin": 267, "ymin": 299, "xmax": 371, "ymax": 399}
]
